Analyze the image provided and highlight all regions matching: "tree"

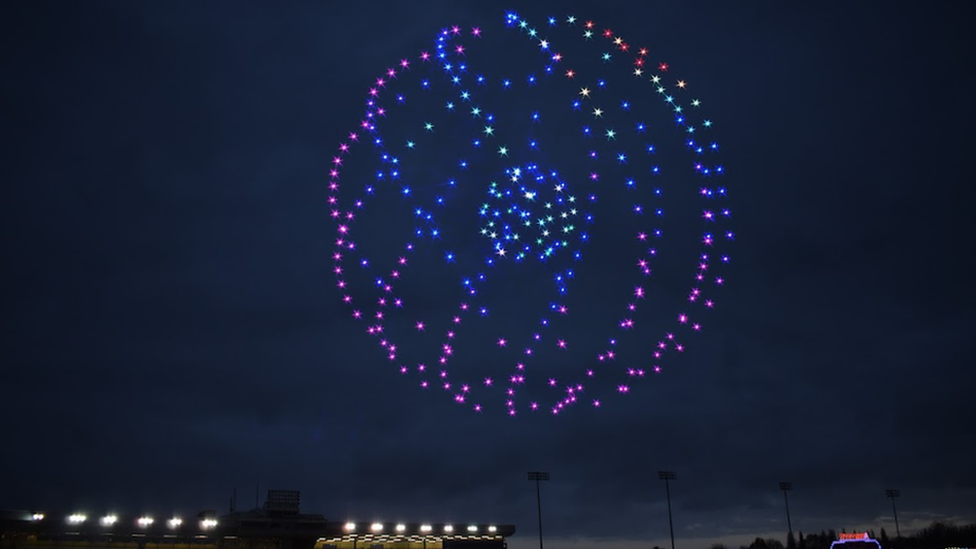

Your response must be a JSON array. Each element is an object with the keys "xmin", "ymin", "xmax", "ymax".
[{"xmin": 749, "ymin": 537, "xmax": 769, "ymax": 549}]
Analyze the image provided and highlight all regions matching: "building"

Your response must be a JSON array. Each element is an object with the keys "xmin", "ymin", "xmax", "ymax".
[{"xmin": 0, "ymin": 491, "xmax": 514, "ymax": 549}]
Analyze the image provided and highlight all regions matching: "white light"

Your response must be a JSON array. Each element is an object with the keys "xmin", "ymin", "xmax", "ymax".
[
  {"xmin": 137, "ymin": 517, "xmax": 154, "ymax": 527},
  {"xmin": 100, "ymin": 515, "xmax": 118, "ymax": 526},
  {"xmin": 200, "ymin": 519, "xmax": 218, "ymax": 529},
  {"xmin": 67, "ymin": 514, "xmax": 87, "ymax": 524},
  {"xmin": 32, "ymin": 514, "xmax": 45, "ymax": 521},
  {"xmin": 488, "ymin": 525, "xmax": 497, "ymax": 533},
  {"xmin": 344, "ymin": 522, "xmax": 356, "ymax": 531},
  {"xmin": 395, "ymin": 524, "xmax": 406, "ymax": 532},
  {"xmin": 168, "ymin": 518, "xmax": 183, "ymax": 529},
  {"xmin": 467, "ymin": 525, "xmax": 478, "ymax": 532},
  {"xmin": 420, "ymin": 525, "xmax": 432, "ymax": 533},
  {"xmin": 370, "ymin": 523, "xmax": 383, "ymax": 532},
  {"xmin": 444, "ymin": 525, "xmax": 454, "ymax": 533}
]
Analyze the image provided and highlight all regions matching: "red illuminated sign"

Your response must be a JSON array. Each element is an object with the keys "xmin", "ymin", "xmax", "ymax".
[{"xmin": 839, "ymin": 533, "xmax": 869, "ymax": 541}]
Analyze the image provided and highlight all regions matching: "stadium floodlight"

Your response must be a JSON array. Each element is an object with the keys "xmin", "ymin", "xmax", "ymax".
[
  {"xmin": 467, "ymin": 525, "xmax": 478, "ymax": 532},
  {"xmin": 885, "ymin": 489, "xmax": 901, "ymax": 538},
  {"xmin": 658, "ymin": 471, "xmax": 677, "ymax": 549},
  {"xmin": 527, "ymin": 472, "xmax": 550, "ymax": 549},
  {"xmin": 396, "ymin": 524, "xmax": 406, "ymax": 532},
  {"xmin": 200, "ymin": 519, "xmax": 218, "ymax": 530},
  {"xmin": 32, "ymin": 514, "xmax": 45, "ymax": 521},
  {"xmin": 137, "ymin": 517, "xmax": 154, "ymax": 528},
  {"xmin": 344, "ymin": 522, "xmax": 356, "ymax": 532},
  {"xmin": 100, "ymin": 515, "xmax": 118, "ymax": 527},
  {"xmin": 168, "ymin": 518, "xmax": 183, "ymax": 529},
  {"xmin": 779, "ymin": 482, "xmax": 793, "ymax": 536},
  {"xmin": 420, "ymin": 524, "xmax": 433, "ymax": 533},
  {"xmin": 371, "ymin": 523, "xmax": 383, "ymax": 532},
  {"xmin": 67, "ymin": 514, "xmax": 87, "ymax": 525},
  {"xmin": 444, "ymin": 525, "xmax": 454, "ymax": 533},
  {"xmin": 488, "ymin": 525, "xmax": 497, "ymax": 533}
]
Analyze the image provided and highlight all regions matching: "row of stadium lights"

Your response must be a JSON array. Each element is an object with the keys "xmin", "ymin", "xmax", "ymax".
[
  {"xmin": 29, "ymin": 515, "xmax": 495, "ymax": 536},
  {"xmin": 31, "ymin": 514, "xmax": 218, "ymax": 530},
  {"xmin": 343, "ymin": 523, "xmax": 498, "ymax": 535}
]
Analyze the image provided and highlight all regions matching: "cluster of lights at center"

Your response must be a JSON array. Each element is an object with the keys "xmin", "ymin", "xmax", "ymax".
[{"xmin": 329, "ymin": 12, "xmax": 733, "ymax": 416}]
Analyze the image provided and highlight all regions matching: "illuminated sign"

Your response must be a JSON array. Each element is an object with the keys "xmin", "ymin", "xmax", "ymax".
[{"xmin": 830, "ymin": 532, "xmax": 881, "ymax": 549}]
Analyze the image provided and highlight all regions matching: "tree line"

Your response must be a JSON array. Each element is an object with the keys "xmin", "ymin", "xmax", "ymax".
[{"xmin": 699, "ymin": 522, "xmax": 976, "ymax": 549}]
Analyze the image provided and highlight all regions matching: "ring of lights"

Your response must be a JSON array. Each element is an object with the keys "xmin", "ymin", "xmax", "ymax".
[{"xmin": 329, "ymin": 13, "xmax": 733, "ymax": 416}]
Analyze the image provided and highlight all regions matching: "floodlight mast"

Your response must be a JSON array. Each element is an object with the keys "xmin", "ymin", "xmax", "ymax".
[
  {"xmin": 658, "ymin": 471, "xmax": 677, "ymax": 549},
  {"xmin": 885, "ymin": 489, "xmax": 901, "ymax": 538},
  {"xmin": 527, "ymin": 472, "xmax": 550, "ymax": 549},
  {"xmin": 779, "ymin": 482, "xmax": 793, "ymax": 536}
]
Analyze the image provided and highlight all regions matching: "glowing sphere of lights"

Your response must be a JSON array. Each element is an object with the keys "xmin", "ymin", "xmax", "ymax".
[{"xmin": 329, "ymin": 13, "xmax": 733, "ymax": 417}]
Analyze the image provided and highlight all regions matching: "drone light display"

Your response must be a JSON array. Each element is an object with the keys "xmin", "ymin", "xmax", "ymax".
[{"xmin": 329, "ymin": 13, "xmax": 733, "ymax": 417}]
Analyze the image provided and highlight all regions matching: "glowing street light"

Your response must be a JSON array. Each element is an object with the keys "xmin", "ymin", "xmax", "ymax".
[
  {"xmin": 200, "ymin": 518, "xmax": 218, "ymax": 530},
  {"xmin": 370, "ymin": 523, "xmax": 383, "ymax": 532},
  {"xmin": 137, "ymin": 517, "xmax": 154, "ymax": 528},
  {"xmin": 885, "ymin": 489, "xmax": 901, "ymax": 538},
  {"xmin": 32, "ymin": 514, "xmax": 45, "ymax": 522},
  {"xmin": 67, "ymin": 514, "xmax": 87, "ymax": 525},
  {"xmin": 100, "ymin": 515, "xmax": 118, "ymax": 527},
  {"xmin": 527, "ymin": 471, "xmax": 550, "ymax": 549},
  {"xmin": 658, "ymin": 471, "xmax": 677, "ymax": 549},
  {"xmin": 168, "ymin": 518, "xmax": 183, "ymax": 529}
]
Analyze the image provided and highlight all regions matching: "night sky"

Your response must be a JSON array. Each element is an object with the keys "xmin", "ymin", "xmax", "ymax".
[{"xmin": 2, "ymin": 2, "xmax": 975, "ymax": 549}]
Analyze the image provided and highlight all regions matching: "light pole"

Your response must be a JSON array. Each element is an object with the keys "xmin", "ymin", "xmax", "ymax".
[
  {"xmin": 779, "ymin": 482, "xmax": 793, "ymax": 536},
  {"xmin": 658, "ymin": 471, "xmax": 677, "ymax": 549},
  {"xmin": 885, "ymin": 489, "xmax": 901, "ymax": 538},
  {"xmin": 528, "ymin": 471, "xmax": 550, "ymax": 549}
]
